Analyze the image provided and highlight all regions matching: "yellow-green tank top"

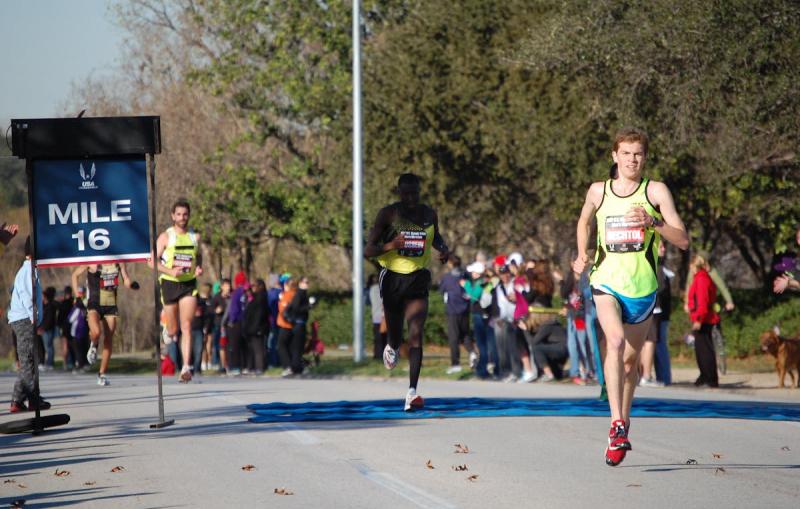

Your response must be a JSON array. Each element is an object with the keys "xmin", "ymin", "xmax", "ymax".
[
  {"xmin": 377, "ymin": 214, "xmax": 434, "ymax": 275},
  {"xmin": 589, "ymin": 178, "xmax": 661, "ymax": 298},
  {"xmin": 160, "ymin": 227, "xmax": 198, "ymax": 283}
]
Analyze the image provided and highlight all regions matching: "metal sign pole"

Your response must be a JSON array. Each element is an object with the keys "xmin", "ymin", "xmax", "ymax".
[
  {"xmin": 26, "ymin": 159, "xmax": 44, "ymax": 434},
  {"xmin": 352, "ymin": 0, "xmax": 365, "ymax": 362},
  {"xmin": 147, "ymin": 153, "xmax": 174, "ymax": 429}
]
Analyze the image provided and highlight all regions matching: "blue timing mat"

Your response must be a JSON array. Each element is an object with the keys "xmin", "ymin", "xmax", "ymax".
[{"xmin": 247, "ymin": 397, "xmax": 800, "ymax": 423}]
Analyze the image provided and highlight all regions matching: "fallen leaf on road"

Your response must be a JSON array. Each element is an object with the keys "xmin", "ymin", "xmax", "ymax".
[
  {"xmin": 452, "ymin": 464, "xmax": 469, "ymax": 471},
  {"xmin": 467, "ymin": 475, "xmax": 479, "ymax": 482},
  {"xmin": 454, "ymin": 443, "xmax": 470, "ymax": 454},
  {"xmin": 715, "ymin": 467, "xmax": 726, "ymax": 475},
  {"xmin": 274, "ymin": 488, "xmax": 294, "ymax": 496},
  {"xmin": 111, "ymin": 466, "xmax": 125, "ymax": 473},
  {"xmin": 685, "ymin": 459, "xmax": 698, "ymax": 465},
  {"xmin": 11, "ymin": 500, "xmax": 25, "ymax": 508},
  {"xmin": 241, "ymin": 465, "xmax": 256, "ymax": 471},
  {"xmin": 711, "ymin": 453, "xmax": 722, "ymax": 459},
  {"xmin": 84, "ymin": 481, "xmax": 96, "ymax": 486},
  {"xmin": 626, "ymin": 484, "xmax": 642, "ymax": 488},
  {"xmin": 781, "ymin": 446, "xmax": 790, "ymax": 451},
  {"xmin": 426, "ymin": 460, "xmax": 435, "ymax": 469},
  {"xmin": 4, "ymin": 479, "xmax": 16, "ymax": 484},
  {"xmin": 16, "ymin": 484, "xmax": 26, "ymax": 489},
  {"xmin": 54, "ymin": 469, "xmax": 70, "ymax": 477}
]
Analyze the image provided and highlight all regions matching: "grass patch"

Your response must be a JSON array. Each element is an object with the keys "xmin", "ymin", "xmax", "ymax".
[{"xmin": 308, "ymin": 352, "xmax": 472, "ymax": 381}]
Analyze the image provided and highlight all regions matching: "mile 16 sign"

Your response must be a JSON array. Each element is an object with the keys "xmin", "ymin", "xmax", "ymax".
[{"xmin": 32, "ymin": 158, "xmax": 150, "ymax": 267}]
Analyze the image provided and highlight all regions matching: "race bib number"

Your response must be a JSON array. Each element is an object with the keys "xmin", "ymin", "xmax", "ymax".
[
  {"xmin": 605, "ymin": 216, "xmax": 645, "ymax": 252},
  {"xmin": 101, "ymin": 271, "xmax": 119, "ymax": 290},
  {"xmin": 398, "ymin": 230, "xmax": 427, "ymax": 257},
  {"xmin": 173, "ymin": 253, "xmax": 194, "ymax": 269}
]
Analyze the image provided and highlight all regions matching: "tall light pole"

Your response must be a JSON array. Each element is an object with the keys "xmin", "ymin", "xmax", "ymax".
[{"xmin": 352, "ymin": 0, "xmax": 364, "ymax": 362}]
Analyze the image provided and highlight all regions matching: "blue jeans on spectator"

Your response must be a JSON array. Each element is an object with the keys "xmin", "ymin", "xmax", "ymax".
[
  {"xmin": 211, "ymin": 324, "xmax": 221, "ymax": 367},
  {"xmin": 494, "ymin": 319, "xmax": 521, "ymax": 378},
  {"xmin": 585, "ymin": 304, "xmax": 605, "ymax": 385},
  {"xmin": 653, "ymin": 316, "xmax": 672, "ymax": 385},
  {"xmin": 41, "ymin": 328, "xmax": 57, "ymax": 367},
  {"xmin": 167, "ymin": 341, "xmax": 182, "ymax": 368},
  {"xmin": 566, "ymin": 314, "xmax": 591, "ymax": 378},
  {"xmin": 267, "ymin": 325, "xmax": 280, "ymax": 369},
  {"xmin": 191, "ymin": 328, "xmax": 204, "ymax": 373},
  {"xmin": 472, "ymin": 313, "xmax": 498, "ymax": 378}
]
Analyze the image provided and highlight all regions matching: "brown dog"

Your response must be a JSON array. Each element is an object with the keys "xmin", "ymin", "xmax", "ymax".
[{"xmin": 759, "ymin": 328, "xmax": 800, "ymax": 388}]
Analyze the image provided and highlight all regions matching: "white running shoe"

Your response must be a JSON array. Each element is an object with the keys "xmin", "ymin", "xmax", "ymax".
[
  {"xmin": 445, "ymin": 365, "xmax": 463, "ymax": 375},
  {"xmin": 468, "ymin": 351, "xmax": 478, "ymax": 369},
  {"xmin": 639, "ymin": 377, "xmax": 664, "ymax": 388},
  {"xmin": 179, "ymin": 365, "xmax": 192, "ymax": 383},
  {"xmin": 404, "ymin": 388, "xmax": 424, "ymax": 412},
  {"xmin": 97, "ymin": 373, "xmax": 109, "ymax": 386},
  {"xmin": 383, "ymin": 344, "xmax": 398, "ymax": 370},
  {"xmin": 87, "ymin": 343, "xmax": 98, "ymax": 365},
  {"xmin": 520, "ymin": 371, "xmax": 537, "ymax": 383},
  {"xmin": 161, "ymin": 326, "xmax": 174, "ymax": 345}
]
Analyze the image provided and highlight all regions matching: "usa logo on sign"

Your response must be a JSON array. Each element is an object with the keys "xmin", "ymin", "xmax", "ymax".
[{"xmin": 79, "ymin": 162, "xmax": 98, "ymax": 190}]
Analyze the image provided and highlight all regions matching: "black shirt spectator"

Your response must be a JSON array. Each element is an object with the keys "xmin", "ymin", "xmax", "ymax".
[
  {"xmin": 40, "ymin": 299, "xmax": 57, "ymax": 331},
  {"xmin": 57, "ymin": 293, "xmax": 74, "ymax": 333},
  {"xmin": 244, "ymin": 290, "xmax": 269, "ymax": 337}
]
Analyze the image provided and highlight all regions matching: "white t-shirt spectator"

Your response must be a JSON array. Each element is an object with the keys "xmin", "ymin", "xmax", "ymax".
[{"xmin": 369, "ymin": 283, "xmax": 383, "ymax": 325}]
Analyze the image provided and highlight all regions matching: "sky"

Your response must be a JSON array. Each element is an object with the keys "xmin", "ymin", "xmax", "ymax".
[{"xmin": 0, "ymin": 0, "xmax": 125, "ymax": 125}]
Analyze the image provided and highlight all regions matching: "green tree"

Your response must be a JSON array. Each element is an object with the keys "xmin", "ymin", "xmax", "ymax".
[
  {"xmin": 517, "ymin": 0, "xmax": 800, "ymax": 280},
  {"xmin": 363, "ymin": 0, "xmax": 604, "ymax": 252}
]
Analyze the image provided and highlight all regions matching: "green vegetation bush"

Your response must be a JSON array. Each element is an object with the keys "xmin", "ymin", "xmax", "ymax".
[
  {"xmin": 311, "ymin": 289, "xmax": 449, "ymax": 348},
  {"xmin": 315, "ymin": 287, "xmax": 800, "ymax": 359},
  {"xmin": 669, "ymin": 290, "xmax": 800, "ymax": 358}
]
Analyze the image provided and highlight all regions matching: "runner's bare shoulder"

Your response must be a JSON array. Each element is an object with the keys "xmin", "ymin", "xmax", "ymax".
[
  {"xmin": 587, "ymin": 181, "xmax": 605, "ymax": 206},
  {"xmin": 645, "ymin": 179, "xmax": 670, "ymax": 204}
]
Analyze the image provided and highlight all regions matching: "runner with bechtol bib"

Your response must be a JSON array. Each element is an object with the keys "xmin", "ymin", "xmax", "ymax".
[
  {"xmin": 72, "ymin": 262, "xmax": 138, "ymax": 386},
  {"xmin": 153, "ymin": 199, "xmax": 203, "ymax": 383},
  {"xmin": 365, "ymin": 173, "xmax": 451, "ymax": 411},
  {"xmin": 572, "ymin": 128, "xmax": 688, "ymax": 466}
]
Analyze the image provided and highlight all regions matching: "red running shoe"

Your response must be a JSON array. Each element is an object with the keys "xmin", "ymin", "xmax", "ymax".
[
  {"xmin": 605, "ymin": 419, "xmax": 632, "ymax": 466},
  {"xmin": 10, "ymin": 401, "xmax": 28, "ymax": 413}
]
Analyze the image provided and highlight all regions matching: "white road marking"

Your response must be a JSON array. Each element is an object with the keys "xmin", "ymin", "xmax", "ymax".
[
  {"xmin": 277, "ymin": 424, "xmax": 321, "ymax": 445},
  {"xmin": 350, "ymin": 461, "xmax": 457, "ymax": 509},
  {"xmin": 210, "ymin": 393, "xmax": 248, "ymax": 405}
]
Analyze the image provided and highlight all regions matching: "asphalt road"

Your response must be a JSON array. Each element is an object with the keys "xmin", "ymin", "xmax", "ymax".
[{"xmin": 1, "ymin": 371, "xmax": 798, "ymax": 508}]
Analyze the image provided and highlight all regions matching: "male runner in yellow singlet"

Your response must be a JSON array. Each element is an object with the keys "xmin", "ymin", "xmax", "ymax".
[
  {"xmin": 152, "ymin": 199, "xmax": 203, "ymax": 382},
  {"xmin": 572, "ymin": 128, "xmax": 689, "ymax": 466},
  {"xmin": 365, "ymin": 173, "xmax": 451, "ymax": 411}
]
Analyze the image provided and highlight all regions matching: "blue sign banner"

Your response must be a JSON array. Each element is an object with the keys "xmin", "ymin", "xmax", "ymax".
[{"xmin": 32, "ymin": 158, "xmax": 150, "ymax": 267}]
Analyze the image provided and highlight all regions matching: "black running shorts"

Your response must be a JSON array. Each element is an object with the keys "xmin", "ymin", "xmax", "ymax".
[
  {"xmin": 160, "ymin": 279, "xmax": 198, "ymax": 305},
  {"xmin": 87, "ymin": 304, "xmax": 118, "ymax": 318},
  {"xmin": 379, "ymin": 268, "xmax": 431, "ymax": 313}
]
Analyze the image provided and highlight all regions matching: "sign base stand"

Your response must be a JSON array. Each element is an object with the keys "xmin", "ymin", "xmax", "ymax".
[
  {"xmin": 0, "ymin": 414, "xmax": 70, "ymax": 435},
  {"xmin": 149, "ymin": 419, "xmax": 176, "ymax": 429}
]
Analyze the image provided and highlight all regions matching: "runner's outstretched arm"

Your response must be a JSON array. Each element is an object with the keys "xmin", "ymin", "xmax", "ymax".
[
  {"xmin": 431, "ymin": 209, "xmax": 450, "ymax": 263},
  {"xmin": 573, "ymin": 182, "xmax": 603, "ymax": 275},
  {"xmin": 120, "ymin": 264, "xmax": 139, "ymax": 290},
  {"xmin": 194, "ymin": 233, "xmax": 204, "ymax": 276},
  {"xmin": 71, "ymin": 266, "xmax": 87, "ymax": 296},
  {"xmin": 641, "ymin": 182, "xmax": 689, "ymax": 250}
]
